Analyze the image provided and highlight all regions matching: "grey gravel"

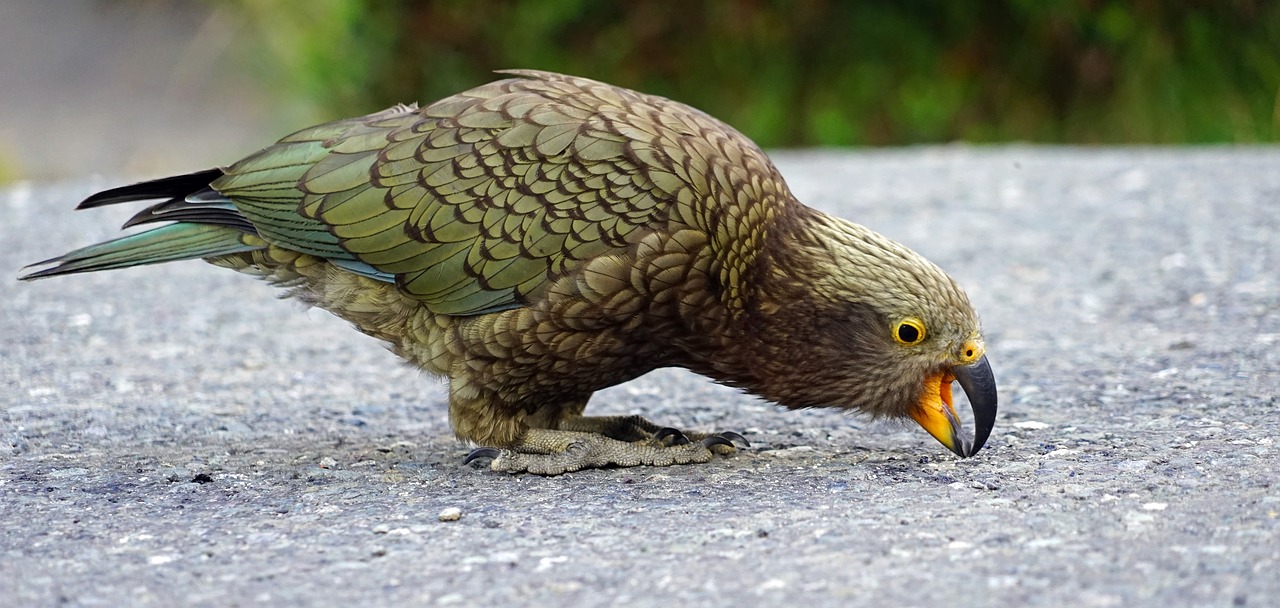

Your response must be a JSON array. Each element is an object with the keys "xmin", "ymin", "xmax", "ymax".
[{"xmin": 2, "ymin": 147, "xmax": 1278, "ymax": 607}]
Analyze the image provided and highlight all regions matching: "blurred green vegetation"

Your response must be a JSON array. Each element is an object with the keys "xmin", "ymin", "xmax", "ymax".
[{"xmin": 227, "ymin": 0, "xmax": 1280, "ymax": 146}]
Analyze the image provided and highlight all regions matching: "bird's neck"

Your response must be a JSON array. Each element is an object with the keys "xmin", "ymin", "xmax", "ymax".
[{"xmin": 681, "ymin": 205, "xmax": 871, "ymax": 408}]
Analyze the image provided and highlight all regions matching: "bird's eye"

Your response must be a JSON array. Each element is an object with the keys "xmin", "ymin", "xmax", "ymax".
[{"xmin": 893, "ymin": 318, "xmax": 927, "ymax": 346}]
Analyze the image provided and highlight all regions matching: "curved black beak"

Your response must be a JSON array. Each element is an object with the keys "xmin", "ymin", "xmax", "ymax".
[{"xmin": 953, "ymin": 355, "xmax": 998, "ymax": 457}]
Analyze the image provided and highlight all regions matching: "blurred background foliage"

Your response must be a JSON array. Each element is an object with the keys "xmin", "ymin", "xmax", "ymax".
[{"xmin": 227, "ymin": 0, "xmax": 1280, "ymax": 146}]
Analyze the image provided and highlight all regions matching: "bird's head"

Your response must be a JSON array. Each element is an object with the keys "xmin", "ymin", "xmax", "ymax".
[{"xmin": 746, "ymin": 211, "xmax": 998, "ymax": 457}]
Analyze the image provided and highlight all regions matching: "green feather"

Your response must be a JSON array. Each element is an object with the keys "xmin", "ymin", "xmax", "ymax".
[{"xmin": 20, "ymin": 224, "xmax": 262, "ymax": 280}]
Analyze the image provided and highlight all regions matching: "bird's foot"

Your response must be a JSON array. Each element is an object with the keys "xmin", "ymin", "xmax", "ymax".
[
  {"xmin": 554, "ymin": 414, "xmax": 748, "ymax": 455},
  {"xmin": 463, "ymin": 428, "xmax": 742, "ymax": 475}
]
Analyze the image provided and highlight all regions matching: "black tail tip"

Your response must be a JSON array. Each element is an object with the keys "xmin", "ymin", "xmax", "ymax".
[{"xmin": 77, "ymin": 168, "xmax": 223, "ymax": 210}]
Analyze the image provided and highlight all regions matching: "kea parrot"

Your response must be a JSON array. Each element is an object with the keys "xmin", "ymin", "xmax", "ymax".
[{"xmin": 21, "ymin": 70, "xmax": 997, "ymax": 475}]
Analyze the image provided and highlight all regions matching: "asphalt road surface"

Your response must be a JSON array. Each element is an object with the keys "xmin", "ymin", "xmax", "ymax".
[{"xmin": 3, "ymin": 148, "xmax": 1277, "ymax": 607}]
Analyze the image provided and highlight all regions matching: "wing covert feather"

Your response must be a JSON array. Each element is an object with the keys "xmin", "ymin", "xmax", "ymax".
[{"xmin": 212, "ymin": 71, "xmax": 787, "ymax": 315}]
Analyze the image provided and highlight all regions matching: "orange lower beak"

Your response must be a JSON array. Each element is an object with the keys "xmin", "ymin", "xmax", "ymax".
[
  {"xmin": 909, "ymin": 356, "xmax": 999, "ymax": 458},
  {"xmin": 909, "ymin": 370, "xmax": 969, "ymax": 457}
]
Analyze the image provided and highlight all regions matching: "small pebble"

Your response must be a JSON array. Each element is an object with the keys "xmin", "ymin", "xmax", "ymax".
[{"xmin": 438, "ymin": 507, "xmax": 463, "ymax": 522}]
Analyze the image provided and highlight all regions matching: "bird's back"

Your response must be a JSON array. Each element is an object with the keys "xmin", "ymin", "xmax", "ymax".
[{"xmin": 214, "ymin": 70, "xmax": 795, "ymax": 316}]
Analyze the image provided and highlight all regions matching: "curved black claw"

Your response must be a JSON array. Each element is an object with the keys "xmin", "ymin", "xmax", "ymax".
[
  {"xmin": 463, "ymin": 447, "xmax": 501, "ymax": 465},
  {"xmin": 653, "ymin": 427, "xmax": 691, "ymax": 446},
  {"xmin": 700, "ymin": 435, "xmax": 734, "ymax": 450},
  {"xmin": 716, "ymin": 431, "xmax": 750, "ymax": 448}
]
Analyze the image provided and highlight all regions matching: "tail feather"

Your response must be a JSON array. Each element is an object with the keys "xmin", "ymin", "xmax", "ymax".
[
  {"xmin": 77, "ymin": 169, "xmax": 225, "ymax": 209},
  {"xmin": 19, "ymin": 169, "xmax": 273, "ymax": 281},
  {"xmin": 19, "ymin": 223, "xmax": 264, "ymax": 280},
  {"xmin": 121, "ymin": 198, "xmax": 258, "ymax": 232}
]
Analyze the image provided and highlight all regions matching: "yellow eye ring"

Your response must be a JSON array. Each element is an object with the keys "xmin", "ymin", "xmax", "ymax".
[{"xmin": 893, "ymin": 318, "xmax": 927, "ymax": 346}]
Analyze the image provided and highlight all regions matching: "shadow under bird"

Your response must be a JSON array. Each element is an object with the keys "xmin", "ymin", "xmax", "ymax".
[{"xmin": 20, "ymin": 70, "xmax": 997, "ymax": 474}]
